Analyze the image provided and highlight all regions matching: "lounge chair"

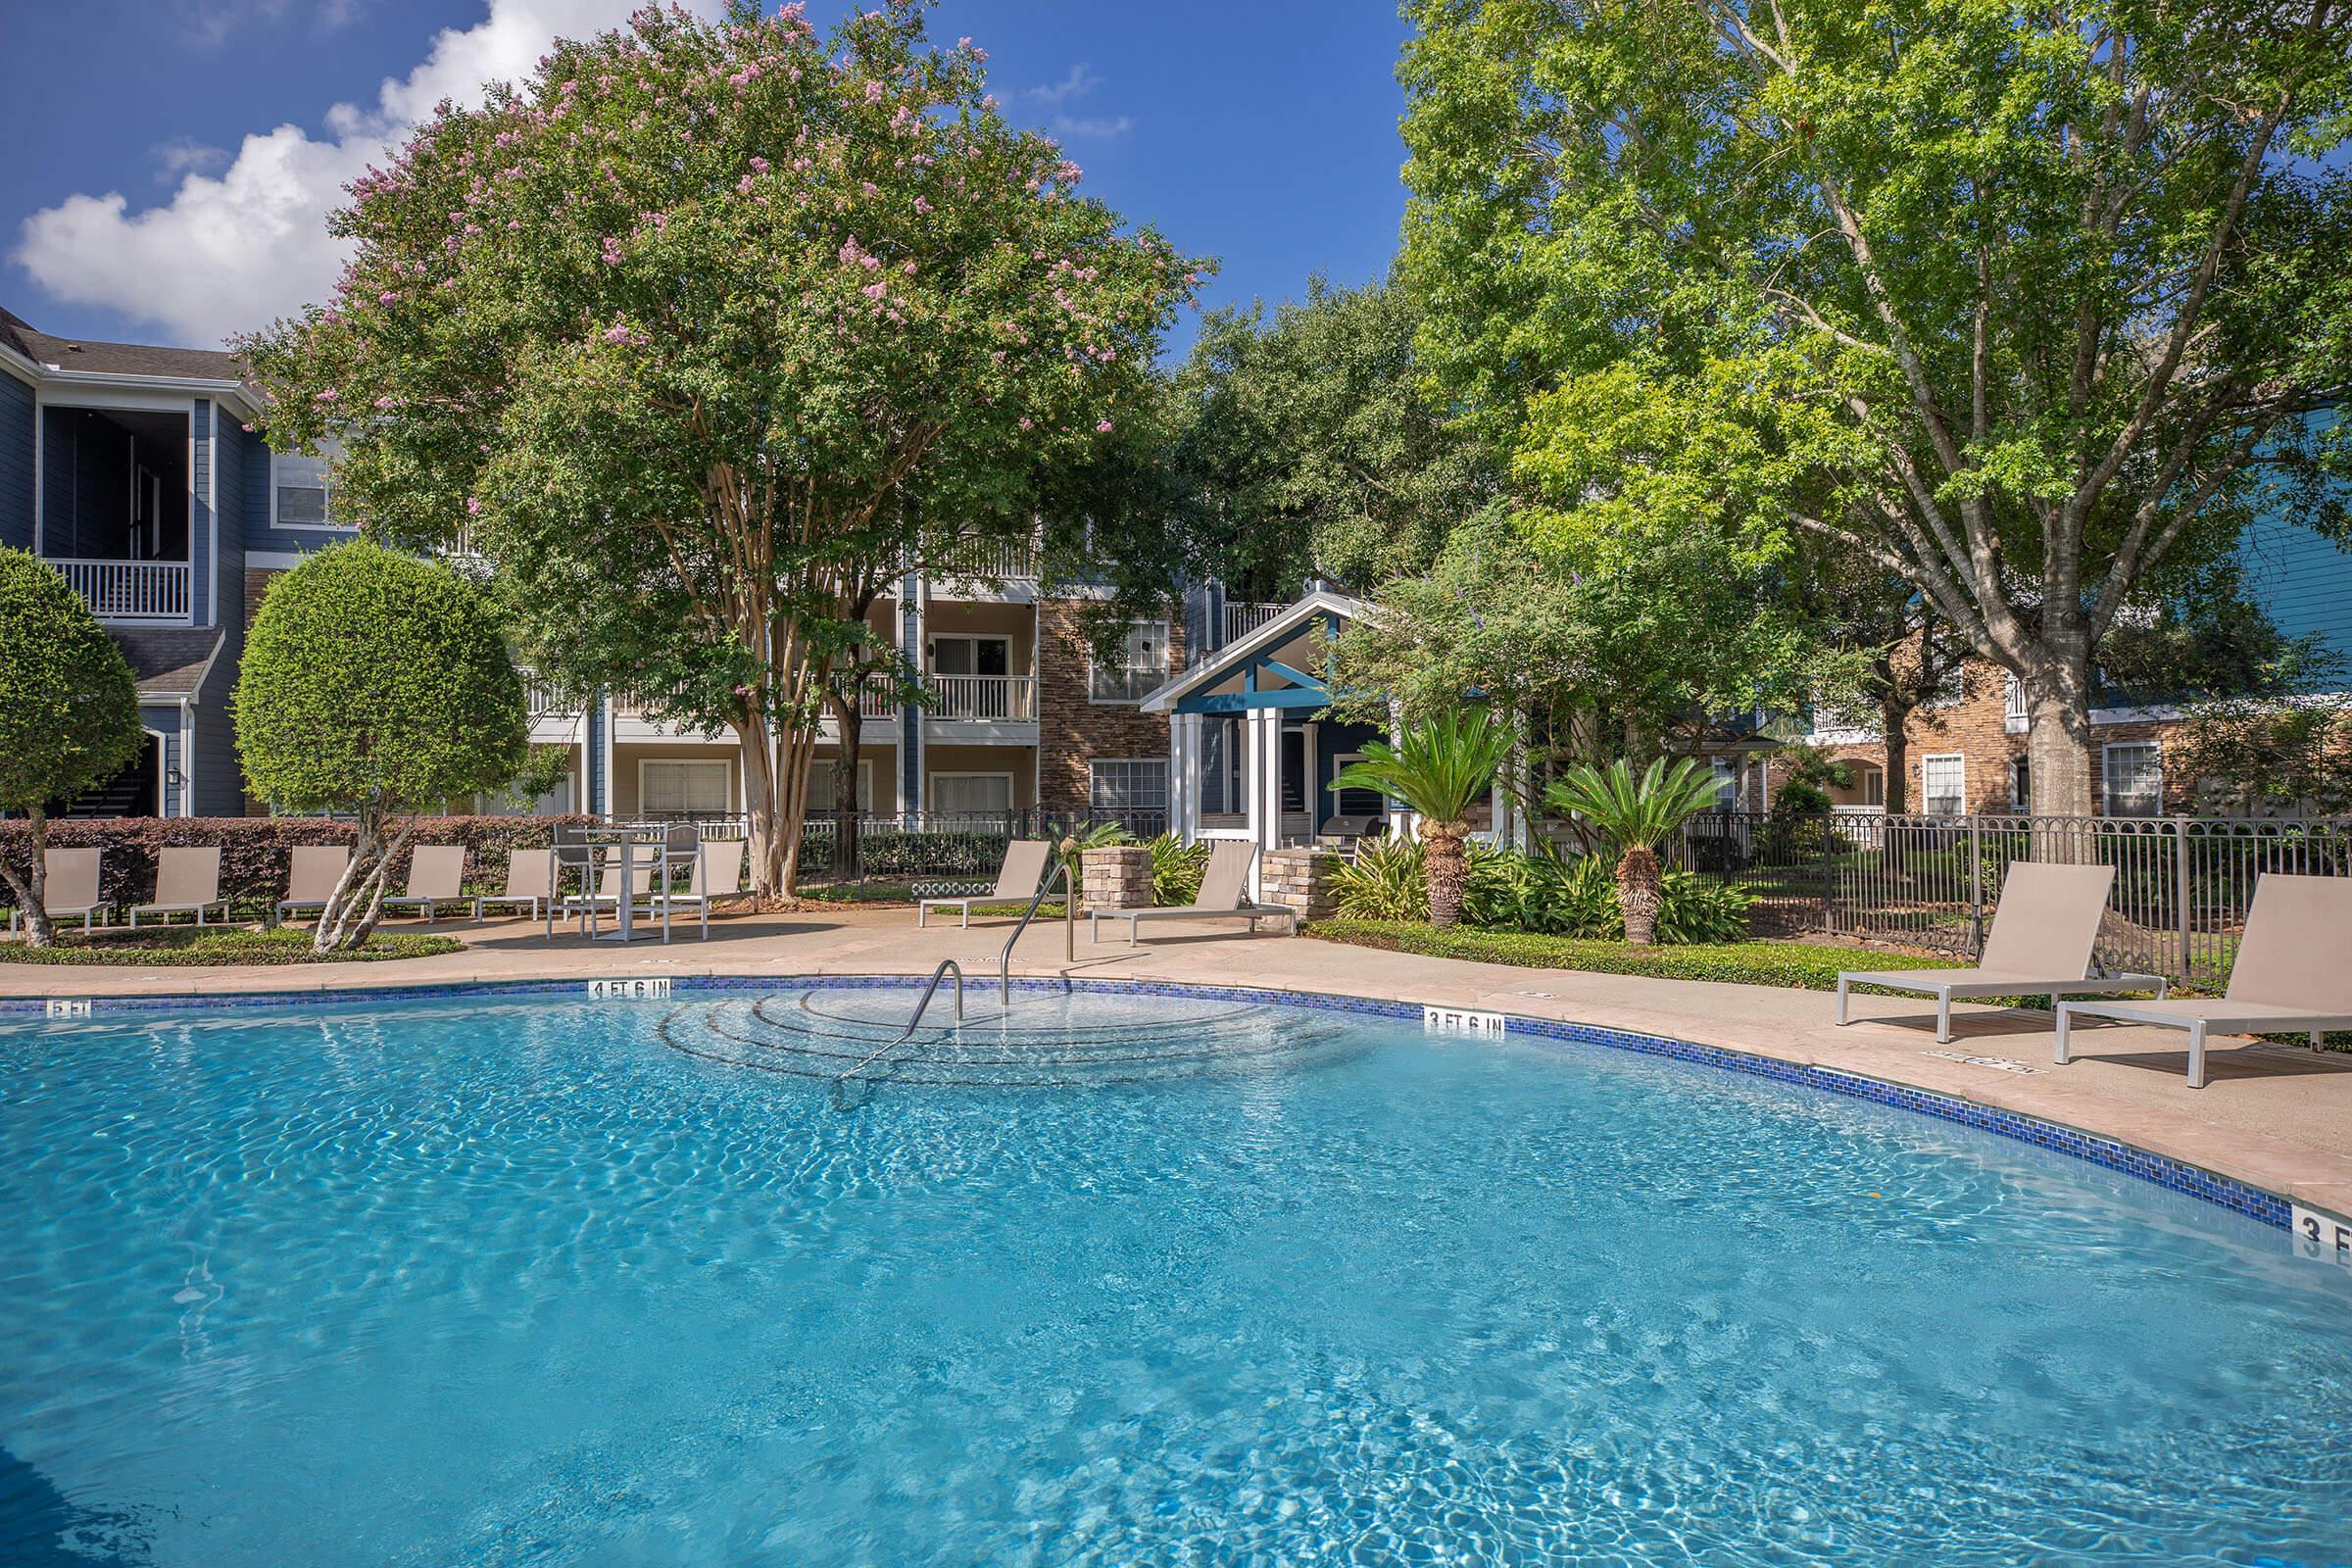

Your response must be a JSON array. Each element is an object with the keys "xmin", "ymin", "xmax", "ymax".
[
  {"xmin": 628, "ymin": 837, "xmax": 745, "ymax": 941},
  {"xmin": 6, "ymin": 848, "xmax": 112, "ymax": 935},
  {"xmin": 276, "ymin": 845, "xmax": 351, "ymax": 922},
  {"xmin": 380, "ymin": 845, "xmax": 481, "ymax": 922},
  {"xmin": 917, "ymin": 839, "xmax": 1053, "ymax": 928},
  {"xmin": 479, "ymin": 848, "xmax": 553, "ymax": 921},
  {"xmin": 1835, "ymin": 861, "xmax": 2166, "ymax": 1044},
  {"xmin": 2056, "ymin": 873, "xmax": 2352, "ymax": 1089},
  {"xmin": 130, "ymin": 847, "xmax": 230, "ymax": 927},
  {"xmin": 546, "ymin": 825, "xmax": 601, "ymax": 938},
  {"xmin": 1089, "ymin": 840, "xmax": 1298, "ymax": 947}
]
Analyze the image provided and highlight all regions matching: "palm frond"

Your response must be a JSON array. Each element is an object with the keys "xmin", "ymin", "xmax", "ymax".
[
  {"xmin": 1544, "ymin": 757, "xmax": 1721, "ymax": 851},
  {"xmin": 1331, "ymin": 709, "xmax": 1511, "ymax": 824}
]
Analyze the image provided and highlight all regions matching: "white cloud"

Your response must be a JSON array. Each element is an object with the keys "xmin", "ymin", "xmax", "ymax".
[
  {"xmin": 149, "ymin": 138, "xmax": 231, "ymax": 182},
  {"xmin": 1021, "ymin": 64, "xmax": 1101, "ymax": 109},
  {"xmin": 1051, "ymin": 113, "xmax": 1134, "ymax": 140},
  {"xmin": 14, "ymin": 0, "xmax": 704, "ymax": 349}
]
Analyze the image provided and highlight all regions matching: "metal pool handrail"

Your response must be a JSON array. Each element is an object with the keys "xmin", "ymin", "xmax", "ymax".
[
  {"xmin": 831, "ymin": 958, "xmax": 964, "ymax": 1109},
  {"xmin": 998, "ymin": 858, "xmax": 1071, "ymax": 1003}
]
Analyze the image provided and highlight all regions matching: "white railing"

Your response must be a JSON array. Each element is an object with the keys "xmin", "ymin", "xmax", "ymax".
[
  {"xmin": 51, "ymin": 559, "xmax": 190, "ymax": 621},
  {"xmin": 849, "ymin": 672, "xmax": 898, "ymax": 719},
  {"xmin": 1223, "ymin": 601, "xmax": 1287, "ymax": 645},
  {"xmin": 519, "ymin": 669, "xmax": 577, "ymax": 717},
  {"xmin": 927, "ymin": 538, "xmax": 1038, "ymax": 583},
  {"xmin": 919, "ymin": 673, "xmax": 1036, "ymax": 721}
]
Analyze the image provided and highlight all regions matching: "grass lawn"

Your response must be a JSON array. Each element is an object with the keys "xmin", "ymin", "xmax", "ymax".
[
  {"xmin": 0, "ymin": 927, "xmax": 465, "ymax": 966},
  {"xmin": 1308, "ymin": 919, "xmax": 1971, "ymax": 994}
]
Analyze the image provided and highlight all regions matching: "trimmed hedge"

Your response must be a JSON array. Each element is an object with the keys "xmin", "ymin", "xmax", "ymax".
[
  {"xmin": 0, "ymin": 928, "xmax": 463, "ymax": 965},
  {"xmin": 1307, "ymin": 919, "xmax": 1968, "ymax": 993},
  {"xmin": 0, "ymin": 814, "xmax": 599, "ymax": 918}
]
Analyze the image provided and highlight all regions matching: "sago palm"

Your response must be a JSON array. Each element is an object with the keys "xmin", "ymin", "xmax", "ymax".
[
  {"xmin": 1544, "ymin": 757, "xmax": 1723, "ymax": 946},
  {"xmin": 1332, "ymin": 710, "xmax": 1510, "ymax": 928}
]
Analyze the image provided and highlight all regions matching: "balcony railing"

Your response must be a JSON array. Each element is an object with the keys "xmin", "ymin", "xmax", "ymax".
[
  {"xmin": 519, "ymin": 669, "xmax": 578, "ymax": 717},
  {"xmin": 51, "ymin": 559, "xmax": 189, "ymax": 621},
  {"xmin": 928, "ymin": 538, "xmax": 1039, "ymax": 584},
  {"xmin": 919, "ymin": 673, "xmax": 1036, "ymax": 721},
  {"xmin": 1222, "ymin": 601, "xmax": 1287, "ymax": 645}
]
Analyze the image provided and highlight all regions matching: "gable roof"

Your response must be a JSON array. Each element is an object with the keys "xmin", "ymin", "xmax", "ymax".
[
  {"xmin": 1139, "ymin": 590, "xmax": 1365, "ymax": 713},
  {"xmin": 0, "ymin": 304, "xmax": 246, "ymax": 384},
  {"xmin": 109, "ymin": 626, "xmax": 226, "ymax": 700}
]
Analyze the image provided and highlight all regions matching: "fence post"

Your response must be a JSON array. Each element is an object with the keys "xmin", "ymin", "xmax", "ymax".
[
  {"xmin": 1820, "ymin": 810, "xmax": 1836, "ymax": 934},
  {"xmin": 2173, "ymin": 817, "xmax": 2191, "ymax": 982},
  {"xmin": 1968, "ymin": 815, "xmax": 1984, "ymax": 958}
]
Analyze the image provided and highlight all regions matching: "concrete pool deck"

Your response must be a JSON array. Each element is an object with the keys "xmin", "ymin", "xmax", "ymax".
[{"xmin": 7, "ymin": 907, "xmax": 2351, "ymax": 1220}]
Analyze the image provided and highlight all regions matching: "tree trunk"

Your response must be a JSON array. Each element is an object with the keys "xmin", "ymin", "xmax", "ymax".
[
  {"xmin": 737, "ymin": 717, "xmax": 783, "ymax": 900},
  {"xmin": 2024, "ymin": 662, "xmax": 2096, "ymax": 821},
  {"xmin": 824, "ymin": 687, "xmax": 863, "ymax": 883},
  {"xmin": 1422, "ymin": 822, "xmax": 1470, "ymax": 928},
  {"xmin": 314, "ymin": 809, "xmax": 410, "ymax": 954},
  {"xmin": 1617, "ymin": 843, "xmax": 1663, "ymax": 946},
  {"xmin": 0, "ymin": 808, "xmax": 59, "ymax": 948},
  {"xmin": 1879, "ymin": 695, "xmax": 1911, "ymax": 815}
]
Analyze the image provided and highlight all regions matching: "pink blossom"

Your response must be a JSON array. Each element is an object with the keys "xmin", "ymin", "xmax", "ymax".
[
  {"xmin": 1018, "ymin": 416, "xmax": 1033, "ymax": 431},
  {"xmin": 316, "ymin": 390, "xmax": 339, "ymax": 403},
  {"xmin": 378, "ymin": 290, "xmax": 401, "ymax": 304},
  {"xmin": 1097, "ymin": 419, "xmax": 1113, "ymax": 433},
  {"xmin": 902, "ymin": 260, "xmax": 916, "ymax": 275},
  {"xmin": 466, "ymin": 497, "xmax": 484, "ymax": 515},
  {"xmin": 913, "ymin": 195, "xmax": 930, "ymax": 214},
  {"xmin": 863, "ymin": 79, "xmax": 885, "ymax": 103},
  {"xmin": 373, "ymin": 396, "xmax": 397, "ymax": 410},
  {"xmin": 749, "ymin": 155, "xmax": 769, "ymax": 173},
  {"xmin": 862, "ymin": 278, "xmax": 888, "ymax": 301}
]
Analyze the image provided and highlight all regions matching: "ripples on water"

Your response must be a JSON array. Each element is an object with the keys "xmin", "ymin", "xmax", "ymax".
[{"xmin": 1, "ymin": 987, "xmax": 2347, "ymax": 1566}]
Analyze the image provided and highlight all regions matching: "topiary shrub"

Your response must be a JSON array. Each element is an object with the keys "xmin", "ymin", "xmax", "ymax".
[
  {"xmin": 0, "ymin": 547, "xmax": 142, "ymax": 946},
  {"xmin": 235, "ymin": 543, "xmax": 526, "ymax": 952}
]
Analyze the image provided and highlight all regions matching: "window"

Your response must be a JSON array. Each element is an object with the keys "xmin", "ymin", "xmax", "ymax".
[
  {"xmin": 2003, "ymin": 673, "xmax": 2027, "ymax": 728},
  {"xmin": 1929, "ymin": 661, "xmax": 1966, "ymax": 708},
  {"xmin": 272, "ymin": 440, "xmax": 349, "ymax": 529},
  {"xmin": 1921, "ymin": 754, "xmax": 1966, "ymax": 816},
  {"xmin": 808, "ymin": 759, "xmax": 873, "ymax": 813},
  {"xmin": 640, "ymin": 759, "xmax": 731, "ymax": 817},
  {"xmin": 1709, "ymin": 758, "xmax": 1739, "ymax": 809},
  {"xmin": 1089, "ymin": 620, "xmax": 1167, "ymax": 703},
  {"xmin": 1329, "ymin": 755, "xmax": 1386, "ymax": 818},
  {"xmin": 1200, "ymin": 716, "xmax": 1241, "ymax": 814},
  {"xmin": 929, "ymin": 772, "xmax": 1012, "ymax": 815},
  {"xmin": 927, "ymin": 634, "xmax": 1010, "ymax": 677},
  {"xmin": 1860, "ymin": 765, "xmax": 1885, "ymax": 808},
  {"xmin": 2009, "ymin": 758, "xmax": 2031, "ymax": 812},
  {"xmin": 2103, "ymin": 742, "xmax": 2163, "ymax": 817},
  {"xmin": 1090, "ymin": 759, "xmax": 1168, "ymax": 816}
]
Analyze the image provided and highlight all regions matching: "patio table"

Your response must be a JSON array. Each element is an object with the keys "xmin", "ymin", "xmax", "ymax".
[{"xmin": 581, "ymin": 823, "xmax": 668, "ymax": 943}]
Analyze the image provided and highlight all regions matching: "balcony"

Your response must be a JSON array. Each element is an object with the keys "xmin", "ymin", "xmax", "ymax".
[
  {"xmin": 926, "ymin": 538, "xmax": 1040, "ymax": 600},
  {"xmin": 919, "ymin": 673, "xmax": 1035, "ymax": 722},
  {"xmin": 51, "ymin": 559, "xmax": 190, "ymax": 623},
  {"xmin": 1222, "ymin": 601, "xmax": 1287, "ymax": 645}
]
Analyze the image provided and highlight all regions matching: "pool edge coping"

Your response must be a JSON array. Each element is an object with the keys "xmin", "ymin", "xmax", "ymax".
[{"xmin": 7, "ymin": 970, "xmax": 2343, "ymax": 1240}]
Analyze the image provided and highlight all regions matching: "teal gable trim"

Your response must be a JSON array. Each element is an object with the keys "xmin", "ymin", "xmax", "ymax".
[{"xmin": 1177, "ymin": 687, "xmax": 1334, "ymax": 714}]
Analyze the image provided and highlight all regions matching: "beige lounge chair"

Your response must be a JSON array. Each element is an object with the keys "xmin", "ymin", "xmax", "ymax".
[
  {"xmin": 918, "ymin": 839, "xmax": 1053, "ymax": 928},
  {"xmin": 1836, "ymin": 861, "xmax": 2166, "ymax": 1044},
  {"xmin": 277, "ymin": 845, "xmax": 351, "ymax": 922},
  {"xmin": 130, "ymin": 847, "xmax": 229, "ymax": 927},
  {"xmin": 2056, "ymin": 873, "xmax": 2352, "ymax": 1089},
  {"xmin": 7, "ymin": 847, "xmax": 112, "ymax": 934},
  {"xmin": 479, "ymin": 848, "xmax": 553, "ymax": 921},
  {"xmin": 1090, "ymin": 840, "xmax": 1298, "ymax": 946},
  {"xmin": 627, "ymin": 837, "xmax": 745, "ymax": 941},
  {"xmin": 381, "ymin": 845, "xmax": 479, "ymax": 922}
]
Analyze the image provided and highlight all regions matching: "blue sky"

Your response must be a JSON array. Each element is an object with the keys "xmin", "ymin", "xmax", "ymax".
[{"xmin": 0, "ymin": 0, "xmax": 1414, "ymax": 359}]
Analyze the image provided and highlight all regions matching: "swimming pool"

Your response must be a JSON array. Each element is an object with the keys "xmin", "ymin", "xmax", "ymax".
[{"xmin": 2, "ymin": 982, "xmax": 2347, "ymax": 1565}]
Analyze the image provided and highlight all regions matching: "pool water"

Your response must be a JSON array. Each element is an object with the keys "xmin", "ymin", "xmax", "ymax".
[{"xmin": 2, "ymin": 986, "xmax": 2348, "ymax": 1566}]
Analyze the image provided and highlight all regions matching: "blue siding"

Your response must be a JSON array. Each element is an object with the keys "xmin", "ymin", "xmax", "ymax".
[
  {"xmin": 0, "ymin": 372, "xmax": 31, "ymax": 550},
  {"xmin": 245, "ymin": 437, "xmax": 356, "ymax": 555},
  {"xmin": 2239, "ymin": 516, "xmax": 2352, "ymax": 681},
  {"xmin": 188, "ymin": 401, "xmax": 212, "ymax": 624}
]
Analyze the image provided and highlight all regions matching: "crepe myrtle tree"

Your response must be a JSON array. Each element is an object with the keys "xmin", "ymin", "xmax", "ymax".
[
  {"xmin": 1402, "ymin": 0, "xmax": 2352, "ymax": 817},
  {"xmin": 238, "ymin": 0, "xmax": 1205, "ymax": 897},
  {"xmin": 0, "ymin": 547, "xmax": 141, "ymax": 947},
  {"xmin": 236, "ymin": 543, "xmax": 526, "ymax": 954}
]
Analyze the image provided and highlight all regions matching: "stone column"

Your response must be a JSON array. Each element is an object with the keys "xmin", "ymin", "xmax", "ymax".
[
  {"xmin": 1080, "ymin": 845, "xmax": 1154, "ymax": 910},
  {"xmin": 1261, "ymin": 847, "xmax": 1338, "ymax": 924}
]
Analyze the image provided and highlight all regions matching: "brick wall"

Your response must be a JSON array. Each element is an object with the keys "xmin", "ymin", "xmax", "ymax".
[{"xmin": 1036, "ymin": 599, "xmax": 1182, "ymax": 813}]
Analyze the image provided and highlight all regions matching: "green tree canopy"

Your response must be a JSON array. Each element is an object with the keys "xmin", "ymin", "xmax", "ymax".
[
  {"xmin": 1401, "ymin": 0, "xmax": 2352, "ymax": 816},
  {"xmin": 0, "ymin": 547, "xmax": 141, "ymax": 946},
  {"xmin": 237, "ymin": 542, "xmax": 526, "ymax": 951},
  {"xmin": 239, "ymin": 0, "xmax": 1204, "ymax": 893}
]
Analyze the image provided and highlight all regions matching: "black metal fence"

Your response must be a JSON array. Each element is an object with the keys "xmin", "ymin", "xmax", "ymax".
[
  {"xmin": 1678, "ymin": 810, "xmax": 2352, "ymax": 987},
  {"xmin": 661, "ymin": 809, "xmax": 1173, "ymax": 884}
]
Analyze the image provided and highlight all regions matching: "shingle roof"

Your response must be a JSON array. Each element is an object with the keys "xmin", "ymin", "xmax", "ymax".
[
  {"xmin": 0, "ymin": 304, "xmax": 245, "ymax": 382},
  {"xmin": 109, "ymin": 626, "xmax": 225, "ymax": 699}
]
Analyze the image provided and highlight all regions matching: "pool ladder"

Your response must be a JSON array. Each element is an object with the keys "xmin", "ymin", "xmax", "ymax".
[{"xmin": 831, "ymin": 959, "xmax": 962, "ymax": 1109}]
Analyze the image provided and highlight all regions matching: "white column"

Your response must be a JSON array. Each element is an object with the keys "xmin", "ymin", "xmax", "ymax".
[
  {"xmin": 1170, "ymin": 711, "xmax": 1202, "ymax": 844},
  {"xmin": 1250, "ymin": 707, "xmax": 1284, "ymax": 887}
]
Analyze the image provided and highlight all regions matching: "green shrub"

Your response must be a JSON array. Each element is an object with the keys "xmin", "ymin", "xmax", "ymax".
[
  {"xmin": 1146, "ymin": 833, "xmax": 1208, "ymax": 906},
  {"xmin": 1653, "ymin": 870, "xmax": 1751, "ymax": 944},
  {"xmin": 1308, "ymin": 920, "xmax": 1960, "ymax": 991},
  {"xmin": 1, "ymin": 927, "xmax": 463, "ymax": 966},
  {"xmin": 1332, "ymin": 836, "xmax": 1429, "ymax": 920},
  {"xmin": 1348, "ymin": 840, "xmax": 1752, "ymax": 943}
]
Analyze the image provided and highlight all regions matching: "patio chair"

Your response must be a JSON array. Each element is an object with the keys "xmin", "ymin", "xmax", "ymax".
[
  {"xmin": 1090, "ymin": 840, "xmax": 1298, "ymax": 947},
  {"xmin": 479, "ymin": 848, "xmax": 553, "ymax": 922},
  {"xmin": 917, "ymin": 839, "xmax": 1054, "ymax": 928},
  {"xmin": 276, "ymin": 845, "xmax": 351, "ymax": 923},
  {"xmin": 2055, "ymin": 873, "xmax": 2352, "ymax": 1089},
  {"xmin": 6, "ymin": 848, "xmax": 112, "ymax": 935},
  {"xmin": 380, "ymin": 846, "xmax": 480, "ymax": 922},
  {"xmin": 130, "ymin": 847, "xmax": 230, "ymax": 927},
  {"xmin": 547, "ymin": 825, "xmax": 602, "ymax": 939},
  {"xmin": 1835, "ymin": 861, "xmax": 2166, "ymax": 1044},
  {"xmin": 628, "ymin": 837, "xmax": 744, "ymax": 941}
]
